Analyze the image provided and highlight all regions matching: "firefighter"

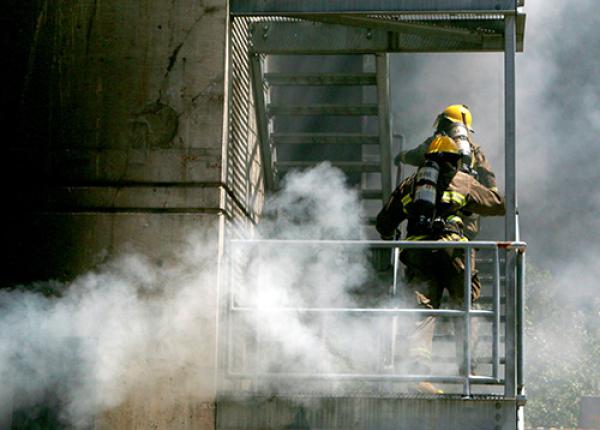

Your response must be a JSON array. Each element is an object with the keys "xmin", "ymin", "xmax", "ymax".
[
  {"xmin": 376, "ymin": 135, "xmax": 505, "ymax": 394},
  {"xmin": 396, "ymin": 104, "xmax": 497, "ymax": 240}
]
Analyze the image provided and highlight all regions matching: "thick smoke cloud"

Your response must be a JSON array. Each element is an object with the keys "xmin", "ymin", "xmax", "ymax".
[
  {"xmin": 391, "ymin": 0, "xmax": 600, "ymax": 268},
  {"xmin": 223, "ymin": 163, "xmax": 400, "ymax": 394},
  {"xmin": 0, "ymin": 163, "xmax": 416, "ymax": 427},
  {"xmin": 392, "ymin": 0, "xmax": 600, "ymax": 426},
  {"xmin": 0, "ymin": 230, "xmax": 220, "ymax": 427},
  {"xmin": 390, "ymin": 1, "xmax": 600, "ymax": 425}
]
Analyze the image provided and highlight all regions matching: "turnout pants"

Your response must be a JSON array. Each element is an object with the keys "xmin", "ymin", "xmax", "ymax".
[{"xmin": 400, "ymin": 244, "xmax": 480, "ymax": 375}]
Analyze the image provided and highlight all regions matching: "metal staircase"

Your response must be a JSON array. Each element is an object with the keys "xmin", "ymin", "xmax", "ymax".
[{"xmin": 250, "ymin": 52, "xmax": 393, "ymax": 229}]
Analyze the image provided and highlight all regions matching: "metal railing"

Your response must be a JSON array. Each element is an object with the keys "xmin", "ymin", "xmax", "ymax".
[{"xmin": 222, "ymin": 238, "xmax": 526, "ymax": 397}]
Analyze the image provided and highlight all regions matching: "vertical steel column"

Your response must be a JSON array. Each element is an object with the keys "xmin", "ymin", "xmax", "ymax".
[
  {"xmin": 517, "ymin": 250, "xmax": 526, "ymax": 393},
  {"xmin": 250, "ymin": 54, "xmax": 276, "ymax": 191},
  {"xmin": 463, "ymin": 244, "xmax": 472, "ymax": 397},
  {"xmin": 504, "ymin": 12, "xmax": 518, "ymax": 398},
  {"xmin": 493, "ymin": 247, "xmax": 501, "ymax": 380},
  {"xmin": 376, "ymin": 54, "xmax": 393, "ymax": 202}
]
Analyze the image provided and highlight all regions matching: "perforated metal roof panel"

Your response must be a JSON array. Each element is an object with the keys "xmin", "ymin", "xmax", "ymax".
[{"xmin": 230, "ymin": 0, "xmax": 519, "ymax": 15}]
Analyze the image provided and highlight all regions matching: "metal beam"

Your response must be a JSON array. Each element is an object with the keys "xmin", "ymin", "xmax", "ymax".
[
  {"xmin": 503, "ymin": 13, "xmax": 517, "ymax": 399},
  {"xmin": 250, "ymin": 54, "xmax": 276, "ymax": 192},
  {"xmin": 250, "ymin": 21, "xmax": 513, "ymax": 54},
  {"xmin": 232, "ymin": 0, "xmax": 518, "ymax": 15},
  {"xmin": 250, "ymin": 21, "xmax": 388, "ymax": 54},
  {"xmin": 376, "ymin": 54, "xmax": 392, "ymax": 203},
  {"xmin": 305, "ymin": 14, "xmax": 527, "ymax": 52},
  {"xmin": 304, "ymin": 14, "xmax": 490, "ymax": 45}
]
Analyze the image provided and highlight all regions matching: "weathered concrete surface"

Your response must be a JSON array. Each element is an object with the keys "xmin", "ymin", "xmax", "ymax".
[
  {"xmin": 98, "ymin": 397, "xmax": 215, "ymax": 430},
  {"xmin": 5, "ymin": 0, "xmax": 230, "ymax": 283},
  {"xmin": 3, "ymin": 1, "xmax": 236, "ymax": 429}
]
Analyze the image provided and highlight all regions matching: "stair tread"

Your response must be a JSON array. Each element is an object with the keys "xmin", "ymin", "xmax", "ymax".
[
  {"xmin": 268, "ymin": 104, "xmax": 379, "ymax": 116},
  {"xmin": 276, "ymin": 161, "xmax": 381, "ymax": 173},
  {"xmin": 265, "ymin": 72, "xmax": 377, "ymax": 86}
]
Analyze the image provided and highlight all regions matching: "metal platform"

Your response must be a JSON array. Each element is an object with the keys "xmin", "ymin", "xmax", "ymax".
[{"xmin": 217, "ymin": 394, "xmax": 518, "ymax": 430}]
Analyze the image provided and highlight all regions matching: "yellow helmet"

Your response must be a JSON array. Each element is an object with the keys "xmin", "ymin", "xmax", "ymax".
[
  {"xmin": 426, "ymin": 135, "xmax": 461, "ymax": 159},
  {"xmin": 433, "ymin": 104, "xmax": 474, "ymax": 132}
]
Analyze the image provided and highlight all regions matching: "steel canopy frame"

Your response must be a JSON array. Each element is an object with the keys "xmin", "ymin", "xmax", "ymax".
[
  {"xmin": 248, "ymin": 20, "xmax": 525, "ymax": 54},
  {"xmin": 231, "ymin": 0, "xmax": 519, "ymax": 15},
  {"xmin": 228, "ymin": 0, "xmax": 524, "ymax": 403}
]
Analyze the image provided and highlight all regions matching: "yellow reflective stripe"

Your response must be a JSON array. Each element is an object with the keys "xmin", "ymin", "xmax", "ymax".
[
  {"xmin": 490, "ymin": 186, "xmax": 498, "ymax": 192},
  {"xmin": 406, "ymin": 235, "xmax": 428, "ymax": 241},
  {"xmin": 446, "ymin": 215, "xmax": 463, "ymax": 224},
  {"xmin": 441, "ymin": 191, "xmax": 466, "ymax": 207},
  {"xmin": 401, "ymin": 194, "xmax": 412, "ymax": 215},
  {"xmin": 406, "ymin": 233, "xmax": 467, "ymax": 242},
  {"xmin": 439, "ymin": 233, "xmax": 468, "ymax": 242}
]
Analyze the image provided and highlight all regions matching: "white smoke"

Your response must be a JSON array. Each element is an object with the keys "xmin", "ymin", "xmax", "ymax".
[
  {"xmin": 224, "ymin": 163, "xmax": 394, "ymax": 393},
  {"xmin": 0, "ymin": 163, "xmax": 403, "ymax": 427},
  {"xmin": 387, "ymin": 0, "xmax": 600, "ymax": 427},
  {"xmin": 0, "ymin": 228, "xmax": 220, "ymax": 427}
]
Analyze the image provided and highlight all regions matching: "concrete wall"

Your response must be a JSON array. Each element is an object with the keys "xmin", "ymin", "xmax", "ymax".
[
  {"xmin": 4, "ymin": 0, "xmax": 232, "ymax": 282},
  {"xmin": 2, "ymin": 1, "xmax": 263, "ymax": 428}
]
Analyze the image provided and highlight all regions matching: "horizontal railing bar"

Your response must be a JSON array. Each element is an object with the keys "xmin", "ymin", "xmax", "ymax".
[
  {"xmin": 230, "ymin": 306, "xmax": 495, "ymax": 317},
  {"xmin": 478, "ymin": 297, "xmax": 506, "ymax": 305},
  {"xmin": 476, "ymin": 257, "xmax": 507, "ymax": 264},
  {"xmin": 423, "ymin": 356, "xmax": 506, "ymax": 365},
  {"xmin": 230, "ymin": 239, "xmax": 527, "ymax": 251},
  {"xmin": 226, "ymin": 371, "xmax": 502, "ymax": 384},
  {"xmin": 479, "ymin": 275, "xmax": 506, "ymax": 281}
]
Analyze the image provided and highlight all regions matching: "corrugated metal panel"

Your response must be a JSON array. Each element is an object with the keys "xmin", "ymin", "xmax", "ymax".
[
  {"xmin": 226, "ymin": 17, "xmax": 264, "ymax": 234},
  {"xmin": 230, "ymin": 0, "xmax": 518, "ymax": 15}
]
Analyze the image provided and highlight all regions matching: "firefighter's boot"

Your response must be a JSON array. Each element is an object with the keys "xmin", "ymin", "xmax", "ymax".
[{"xmin": 412, "ymin": 381, "xmax": 445, "ymax": 395}]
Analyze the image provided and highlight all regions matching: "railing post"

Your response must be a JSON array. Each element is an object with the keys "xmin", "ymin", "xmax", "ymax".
[
  {"xmin": 463, "ymin": 243, "xmax": 472, "ymax": 397},
  {"xmin": 517, "ymin": 249, "xmax": 526, "ymax": 394},
  {"xmin": 493, "ymin": 247, "xmax": 501, "ymax": 381}
]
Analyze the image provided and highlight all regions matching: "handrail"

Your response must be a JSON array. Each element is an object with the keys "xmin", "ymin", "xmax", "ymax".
[
  {"xmin": 225, "ymin": 239, "xmax": 526, "ymax": 397},
  {"xmin": 230, "ymin": 238, "xmax": 527, "ymax": 250}
]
